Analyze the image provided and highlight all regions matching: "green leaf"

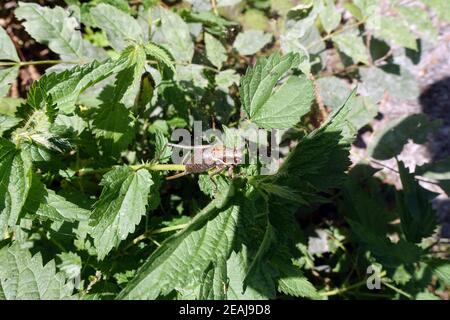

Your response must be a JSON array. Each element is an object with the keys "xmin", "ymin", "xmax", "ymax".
[
  {"xmin": 240, "ymin": 52, "xmax": 299, "ymax": 117},
  {"xmin": 319, "ymin": 0, "xmax": 341, "ymax": 34},
  {"xmin": 198, "ymin": 258, "xmax": 227, "ymax": 300},
  {"xmin": 368, "ymin": 114, "xmax": 438, "ymax": 160},
  {"xmin": 341, "ymin": 164, "xmax": 393, "ymax": 237},
  {"xmin": 240, "ymin": 52, "xmax": 315, "ymax": 129},
  {"xmin": 396, "ymin": 160, "xmax": 438, "ymax": 243},
  {"xmin": 57, "ymin": 252, "xmax": 82, "ymax": 280},
  {"xmin": 233, "ymin": 30, "xmax": 272, "ymax": 56},
  {"xmin": 429, "ymin": 259, "xmax": 450, "ymax": 285},
  {"xmin": 118, "ymin": 187, "xmax": 238, "ymax": 299},
  {"xmin": 157, "ymin": 8, "xmax": 194, "ymax": 63},
  {"xmin": 180, "ymin": 10, "xmax": 237, "ymax": 37},
  {"xmin": 359, "ymin": 65, "xmax": 420, "ymax": 102},
  {"xmin": 277, "ymin": 264, "xmax": 320, "ymax": 299},
  {"xmin": 92, "ymin": 103, "xmax": 136, "ymax": 155},
  {"xmin": 240, "ymin": 9, "xmax": 270, "ymax": 31},
  {"xmin": 175, "ymin": 64, "xmax": 209, "ymax": 89},
  {"xmin": 22, "ymin": 176, "xmax": 90, "ymax": 223},
  {"xmin": 344, "ymin": 96, "xmax": 378, "ymax": 131},
  {"xmin": 251, "ymin": 75, "xmax": 314, "ymax": 129},
  {"xmin": 316, "ymin": 76, "xmax": 351, "ymax": 109},
  {"xmin": 90, "ymin": 3, "xmax": 143, "ymax": 51},
  {"xmin": 15, "ymin": 2, "xmax": 101, "ymax": 60},
  {"xmin": 0, "ymin": 242, "xmax": 76, "ymax": 299},
  {"xmin": 0, "ymin": 67, "xmax": 19, "ymax": 98},
  {"xmin": 112, "ymin": 45, "xmax": 147, "ymax": 108},
  {"xmin": 215, "ymin": 70, "xmax": 240, "ymax": 92},
  {"xmin": 225, "ymin": 249, "xmax": 272, "ymax": 299},
  {"xmin": 144, "ymin": 42, "xmax": 176, "ymax": 73},
  {"xmin": 348, "ymin": 219, "xmax": 423, "ymax": 267},
  {"xmin": 29, "ymin": 56, "xmax": 130, "ymax": 113},
  {"xmin": 416, "ymin": 157, "xmax": 450, "ymax": 181},
  {"xmin": 0, "ymin": 138, "xmax": 32, "ymax": 230},
  {"xmin": 396, "ymin": 6, "xmax": 438, "ymax": 43},
  {"xmin": 89, "ymin": 167, "xmax": 153, "ymax": 260},
  {"xmin": 264, "ymin": 90, "xmax": 358, "ymax": 197},
  {"xmin": 0, "ymin": 114, "xmax": 20, "ymax": 136},
  {"xmin": 332, "ymin": 30, "xmax": 370, "ymax": 64},
  {"xmin": 423, "ymin": 0, "xmax": 450, "ymax": 23},
  {"xmin": 353, "ymin": 0, "xmax": 379, "ymax": 19},
  {"xmin": 370, "ymin": 16, "xmax": 418, "ymax": 50},
  {"xmin": 91, "ymin": 46, "xmax": 146, "ymax": 155},
  {"xmin": 53, "ymin": 114, "xmax": 87, "ymax": 136},
  {"xmin": 0, "ymin": 26, "xmax": 19, "ymax": 62},
  {"xmin": 204, "ymin": 33, "xmax": 227, "ymax": 70}
]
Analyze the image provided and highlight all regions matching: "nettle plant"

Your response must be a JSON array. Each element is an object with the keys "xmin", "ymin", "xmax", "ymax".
[{"xmin": 0, "ymin": 0, "xmax": 449, "ymax": 300}]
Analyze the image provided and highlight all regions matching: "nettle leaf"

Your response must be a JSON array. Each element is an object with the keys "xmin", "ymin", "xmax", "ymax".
[
  {"xmin": 316, "ymin": 76, "xmax": 352, "ymax": 109},
  {"xmin": 0, "ymin": 138, "xmax": 32, "ymax": 230},
  {"xmin": 197, "ymin": 257, "xmax": 227, "ymax": 300},
  {"xmin": 144, "ymin": 42, "xmax": 176, "ymax": 73},
  {"xmin": 0, "ymin": 26, "xmax": 19, "ymax": 62},
  {"xmin": 0, "ymin": 242, "xmax": 76, "ymax": 299},
  {"xmin": 423, "ymin": 0, "xmax": 450, "ymax": 23},
  {"xmin": 332, "ymin": 30, "xmax": 370, "ymax": 65},
  {"xmin": 319, "ymin": 0, "xmax": 341, "ymax": 34},
  {"xmin": 204, "ymin": 33, "xmax": 227, "ymax": 70},
  {"xmin": 157, "ymin": 8, "xmax": 194, "ymax": 63},
  {"xmin": 395, "ymin": 6, "xmax": 438, "ymax": 43},
  {"xmin": 240, "ymin": 52, "xmax": 314, "ymax": 129},
  {"xmin": 30, "ymin": 56, "xmax": 130, "ymax": 114},
  {"xmin": 57, "ymin": 252, "xmax": 82, "ymax": 280},
  {"xmin": 416, "ymin": 157, "xmax": 450, "ymax": 181},
  {"xmin": 233, "ymin": 30, "xmax": 272, "ymax": 56},
  {"xmin": 359, "ymin": 65, "xmax": 419, "ymax": 102},
  {"xmin": 175, "ymin": 64, "xmax": 209, "ymax": 89},
  {"xmin": 112, "ymin": 45, "xmax": 147, "ymax": 107},
  {"xmin": 180, "ymin": 10, "xmax": 237, "ymax": 37},
  {"xmin": 22, "ymin": 176, "xmax": 90, "ymax": 223},
  {"xmin": 0, "ymin": 114, "xmax": 20, "ymax": 136},
  {"xmin": 89, "ymin": 167, "xmax": 153, "ymax": 260},
  {"xmin": 344, "ymin": 164, "xmax": 397, "ymax": 232},
  {"xmin": 396, "ymin": 161, "xmax": 438, "ymax": 243},
  {"xmin": 91, "ymin": 46, "xmax": 146, "ymax": 155},
  {"xmin": 15, "ymin": 2, "xmax": 101, "ymax": 60},
  {"xmin": 348, "ymin": 219, "xmax": 423, "ymax": 267},
  {"xmin": 0, "ymin": 67, "xmax": 19, "ymax": 99},
  {"xmin": 369, "ymin": 15, "xmax": 417, "ymax": 50},
  {"xmin": 225, "ymin": 249, "xmax": 271, "ymax": 299},
  {"xmin": 90, "ymin": 3, "xmax": 143, "ymax": 51},
  {"xmin": 215, "ymin": 70, "xmax": 240, "ymax": 92},
  {"xmin": 118, "ymin": 186, "xmax": 238, "ymax": 299},
  {"xmin": 429, "ymin": 259, "xmax": 450, "ymax": 285},
  {"xmin": 264, "ymin": 90, "xmax": 358, "ymax": 198},
  {"xmin": 92, "ymin": 103, "xmax": 135, "ymax": 155},
  {"xmin": 0, "ymin": 26, "xmax": 19, "ymax": 97},
  {"xmin": 277, "ymin": 264, "xmax": 320, "ymax": 299},
  {"xmin": 368, "ymin": 114, "xmax": 439, "ymax": 160}
]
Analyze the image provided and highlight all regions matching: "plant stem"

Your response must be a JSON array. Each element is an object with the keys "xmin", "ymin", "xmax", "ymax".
[
  {"xmin": 123, "ymin": 223, "xmax": 188, "ymax": 251},
  {"xmin": 131, "ymin": 163, "xmax": 186, "ymax": 171},
  {"xmin": 381, "ymin": 279, "xmax": 413, "ymax": 299},
  {"xmin": 77, "ymin": 163, "xmax": 185, "ymax": 176},
  {"xmin": 307, "ymin": 20, "xmax": 366, "ymax": 50},
  {"xmin": 321, "ymin": 271, "xmax": 387, "ymax": 297},
  {"xmin": 150, "ymin": 223, "xmax": 188, "ymax": 234},
  {"xmin": 0, "ymin": 60, "xmax": 81, "ymax": 67}
]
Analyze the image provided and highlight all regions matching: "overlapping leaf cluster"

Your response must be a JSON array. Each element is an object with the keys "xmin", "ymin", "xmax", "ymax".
[{"xmin": 0, "ymin": 0, "xmax": 448, "ymax": 300}]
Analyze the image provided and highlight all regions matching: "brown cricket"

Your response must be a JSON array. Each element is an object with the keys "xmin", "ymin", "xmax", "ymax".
[{"xmin": 165, "ymin": 143, "xmax": 243, "ymax": 181}]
